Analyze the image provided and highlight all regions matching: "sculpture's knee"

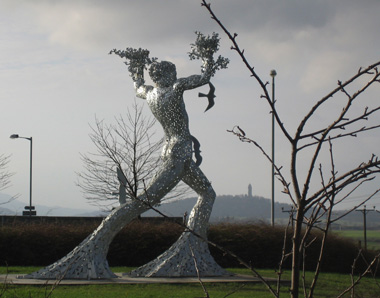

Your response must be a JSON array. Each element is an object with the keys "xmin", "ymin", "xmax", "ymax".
[
  {"xmin": 202, "ymin": 184, "xmax": 216, "ymax": 204},
  {"xmin": 206, "ymin": 185, "xmax": 216, "ymax": 199}
]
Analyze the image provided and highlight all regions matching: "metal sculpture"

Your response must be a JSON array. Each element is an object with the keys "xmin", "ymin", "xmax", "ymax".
[{"xmin": 22, "ymin": 32, "xmax": 229, "ymax": 280}]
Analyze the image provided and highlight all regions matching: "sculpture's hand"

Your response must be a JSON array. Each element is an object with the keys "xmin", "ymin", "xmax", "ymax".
[
  {"xmin": 131, "ymin": 66, "xmax": 145, "ymax": 86},
  {"xmin": 188, "ymin": 32, "xmax": 229, "ymax": 77}
]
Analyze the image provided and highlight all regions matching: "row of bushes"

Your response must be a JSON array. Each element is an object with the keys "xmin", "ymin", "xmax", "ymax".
[{"xmin": 0, "ymin": 220, "xmax": 375, "ymax": 274}]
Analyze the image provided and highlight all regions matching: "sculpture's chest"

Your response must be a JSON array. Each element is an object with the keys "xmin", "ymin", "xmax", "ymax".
[{"xmin": 147, "ymin": 88, "xmax": 177, "ymax": 115}]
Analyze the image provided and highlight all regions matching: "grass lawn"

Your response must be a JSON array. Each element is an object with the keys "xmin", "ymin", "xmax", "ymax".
[
  {"xmin": 0, "ymin": 267, "xmax": 379, "ymax": 297},
  {"xmin": 333, "ymin": 229, "xmax": 380, "ymax": 250}
]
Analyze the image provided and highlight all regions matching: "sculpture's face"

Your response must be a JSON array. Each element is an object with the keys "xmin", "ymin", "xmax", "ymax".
[{"xmin": 149, "ymin": 61, "xmax": 177, "ymax": 87}]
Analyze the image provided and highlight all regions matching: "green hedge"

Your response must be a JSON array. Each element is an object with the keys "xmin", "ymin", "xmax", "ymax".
[
  {"xmin": 0, "ymin": 221, "xmax": 374, "ymax": 274},
  {"xmin": 208, "ymin": 223, "xmax": 370, "ymax": 273}
]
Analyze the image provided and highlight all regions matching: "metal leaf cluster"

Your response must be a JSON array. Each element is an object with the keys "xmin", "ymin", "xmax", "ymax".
[
  {"xmin": 188, "ymin": 31, "xmax": 229, "ymax": 76},
  {"xmin": 109, "ymin": 47, "xmax": 157, "ymax": 75}
]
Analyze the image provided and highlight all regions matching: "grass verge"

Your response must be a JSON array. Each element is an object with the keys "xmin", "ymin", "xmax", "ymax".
[{"xmin": 0, "ymin": 267, "xmax": 379, "ymax": 298}]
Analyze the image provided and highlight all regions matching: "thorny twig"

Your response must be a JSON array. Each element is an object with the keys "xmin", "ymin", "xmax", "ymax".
[
  {"xmin": 0, "ymin": 263, "xmax": 10, "ymax": 297},
  {"xmin": 306, "ymin": 156, "xmax": 380, "ymax": 207},
  {"xmin": 305, "ymin": 139, "xmax": 336, "ymax": 298},
  {"xmin": 189, "ymin": 245, "xmax": 210, "ymax": 298},
  {"xmin": 200, "ymin": 1, "xmax": 380, "ymax": 297},
  {"xmin": 331, "ymin": 188, "xmax": 380, "ymax": 224},
  {"xmin": 228, "ymin": 126, "xmax": 295, "ymax": 207},
  {"xmin": 222, "ymin": 284, "xmax": 248, "ymax": 298},
  {"xmin": 277, "ymin": 218, "xmax": 293, "ymax": 294},
  {"xmin": 299, "ymin": 106, "xmax": 380, "ymax": 144},
  {"xmin": 336, "ymin": 251, "xmax": 380, "ymax": 298},
  {"xmin": 0, "ymin": 154, "xmax": 14, "ymax": 192},
  {"xmin": 200, "ymin": 0, "xmax": 292, "ymax": 143}
]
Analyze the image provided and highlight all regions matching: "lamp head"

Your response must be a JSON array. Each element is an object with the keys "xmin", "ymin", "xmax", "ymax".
[
  {"xmin": 10, "ymin": 134, "xmax": 19, "ymax": 139},
  {"xmin": 270, "ymin": 69, "xmax": 277, "ymax": 77}
]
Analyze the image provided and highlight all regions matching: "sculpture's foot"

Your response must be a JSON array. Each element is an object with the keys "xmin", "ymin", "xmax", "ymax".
[
  {"xmin": 19, "ymin": 237, "xmax": 116, "ymax": 280},
  {"xmin": 19, "ymin": 202, "xmax": 146, "ymax": 280},
  {"xmin": 128, "ymin": 231, "xmax": 231, "ymax": 277}
]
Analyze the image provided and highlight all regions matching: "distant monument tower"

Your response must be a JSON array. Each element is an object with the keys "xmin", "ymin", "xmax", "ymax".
[{"xmin": 248, "ymin": 184, "xmax": 253, "ymax": 198}]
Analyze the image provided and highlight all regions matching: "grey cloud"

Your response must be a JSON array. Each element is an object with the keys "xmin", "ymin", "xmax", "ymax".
[
  {"xmin": 205, "ymin": 0, "xmax": 337, "ymax": 32},
  {"xmin": 16, "ymin": 0, "xmax": 213, "ymax": 51},
  {"xmin": 0, "ymin": 0, "xmax": 361, "ymax": 53}
]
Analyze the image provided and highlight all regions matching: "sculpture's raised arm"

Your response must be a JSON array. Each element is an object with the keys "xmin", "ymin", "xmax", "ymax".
[
  {"xmin": 110, "ymin": 33, "xmax": 228, "ymax": 94},
  {"xmin": 132, "ymin": 65, "xmax": 153, "ymax": 100},
  {"xmin": 109, "ymin": 47, "xmax": 156, "ymax": 99},
  {"xmin": 176, "ymin": 57, "xmax": 213, "ymax": 91}
]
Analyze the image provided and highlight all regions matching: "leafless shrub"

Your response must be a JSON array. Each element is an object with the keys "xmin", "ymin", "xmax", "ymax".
[
  {"xmin": 77, "ymin": 101, "xmax": 190, "ymax": 211},
  {"xmin": 201, "ymin": 1, "xmax": 380, "ymax": 297},
  {"xmin": 0, "ymin": 155, "xmax": 13, "ymax": 194}
]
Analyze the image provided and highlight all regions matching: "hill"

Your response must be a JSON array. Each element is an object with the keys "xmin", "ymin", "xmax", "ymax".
[
  {"xmin": 2, "ymin": 192, "xmax": 378, "ymax": 227},
  {"xmin": 143, "ymin": 194, "xmax": 293, "ymax": 223},
  {"xmin": 0, "ymin": 193, "xmax": 101, "ymax": 217},
  {"xmin": 143, "ymin": 195, "xmax": 380, "ymax": 227}
]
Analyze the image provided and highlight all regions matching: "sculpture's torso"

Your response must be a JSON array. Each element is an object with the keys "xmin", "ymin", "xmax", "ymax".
[{"xmin": 146, "ymin": 83, "xmax": 192, "ymax": 160}]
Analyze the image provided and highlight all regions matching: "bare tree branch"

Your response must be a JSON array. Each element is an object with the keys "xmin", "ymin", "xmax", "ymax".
[
  {"xmin": 336, "ymin": 251, "xmax": 380, "ymax": 298},
  {"xmin": 0, "ymin": 154, "xmax": 13, "ymax": 193},
  {"xmin": 227, "ymin": 126, "xmax": 295, "ymax": 206},
  {"xmin": 200, "ymin": 0, "xmax": 293, "ymax": 143},
  {"xmin": 200, "ymin": 1, "xmax": 380, "ymax": 297},
  {"xmin": 77, "ymin": 101, "xmax": 190, "ymax": 211}
]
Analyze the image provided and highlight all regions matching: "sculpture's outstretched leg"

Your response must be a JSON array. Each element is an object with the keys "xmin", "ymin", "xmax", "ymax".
[
  {"xmin": 21, "ymin": 158, "xmax": 184, "ymax": 280},
  {"xmin": 129, "ymin": 162, "xmax": 230, "ymax": 277},
  {"xmin": 22, "ymin": 201, "xmax": 147, "ymax": 279}
]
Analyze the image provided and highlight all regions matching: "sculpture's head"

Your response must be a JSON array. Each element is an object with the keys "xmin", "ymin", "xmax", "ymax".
[{"xmin": 149, "ymin": 61, "xmax": 177, "ymax": 87}]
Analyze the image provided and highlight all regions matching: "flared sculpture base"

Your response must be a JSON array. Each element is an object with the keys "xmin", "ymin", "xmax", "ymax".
[{"xmin": 129, "ymin": 231, "xmax": 231, "ymax": 277}]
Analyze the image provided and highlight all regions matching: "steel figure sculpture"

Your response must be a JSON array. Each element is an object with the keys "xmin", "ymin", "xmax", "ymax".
[
  {"xmin": 119, "ymin": 32, "xmax": 229, "ymax": 277},
  {"xmin": 22, "ymin": 32, "xmax": 228, "ymax": 280}
]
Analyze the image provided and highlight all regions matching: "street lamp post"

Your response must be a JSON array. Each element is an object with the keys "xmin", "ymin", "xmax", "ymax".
[
  {"xmin": 9, "ymin": 134, "xmax": 36, "ymax": 217},
  {"xmin": 270, "ymin": 70, "xmax": 277, "ymax": 226}
]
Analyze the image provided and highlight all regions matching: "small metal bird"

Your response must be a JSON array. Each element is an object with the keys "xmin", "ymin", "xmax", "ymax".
[
  {"xmin": 190, "ymin": 136, "xmax": 202, "ymax": 166},
  {"xmin": 198, "ymin": 82, "xmax": 216, "ymax": 112}
]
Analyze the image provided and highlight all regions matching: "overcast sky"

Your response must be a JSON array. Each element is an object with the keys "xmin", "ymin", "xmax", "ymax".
[{"xmin": 1, "ymin": 0, "xmax": 380, "ymax": 214}]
